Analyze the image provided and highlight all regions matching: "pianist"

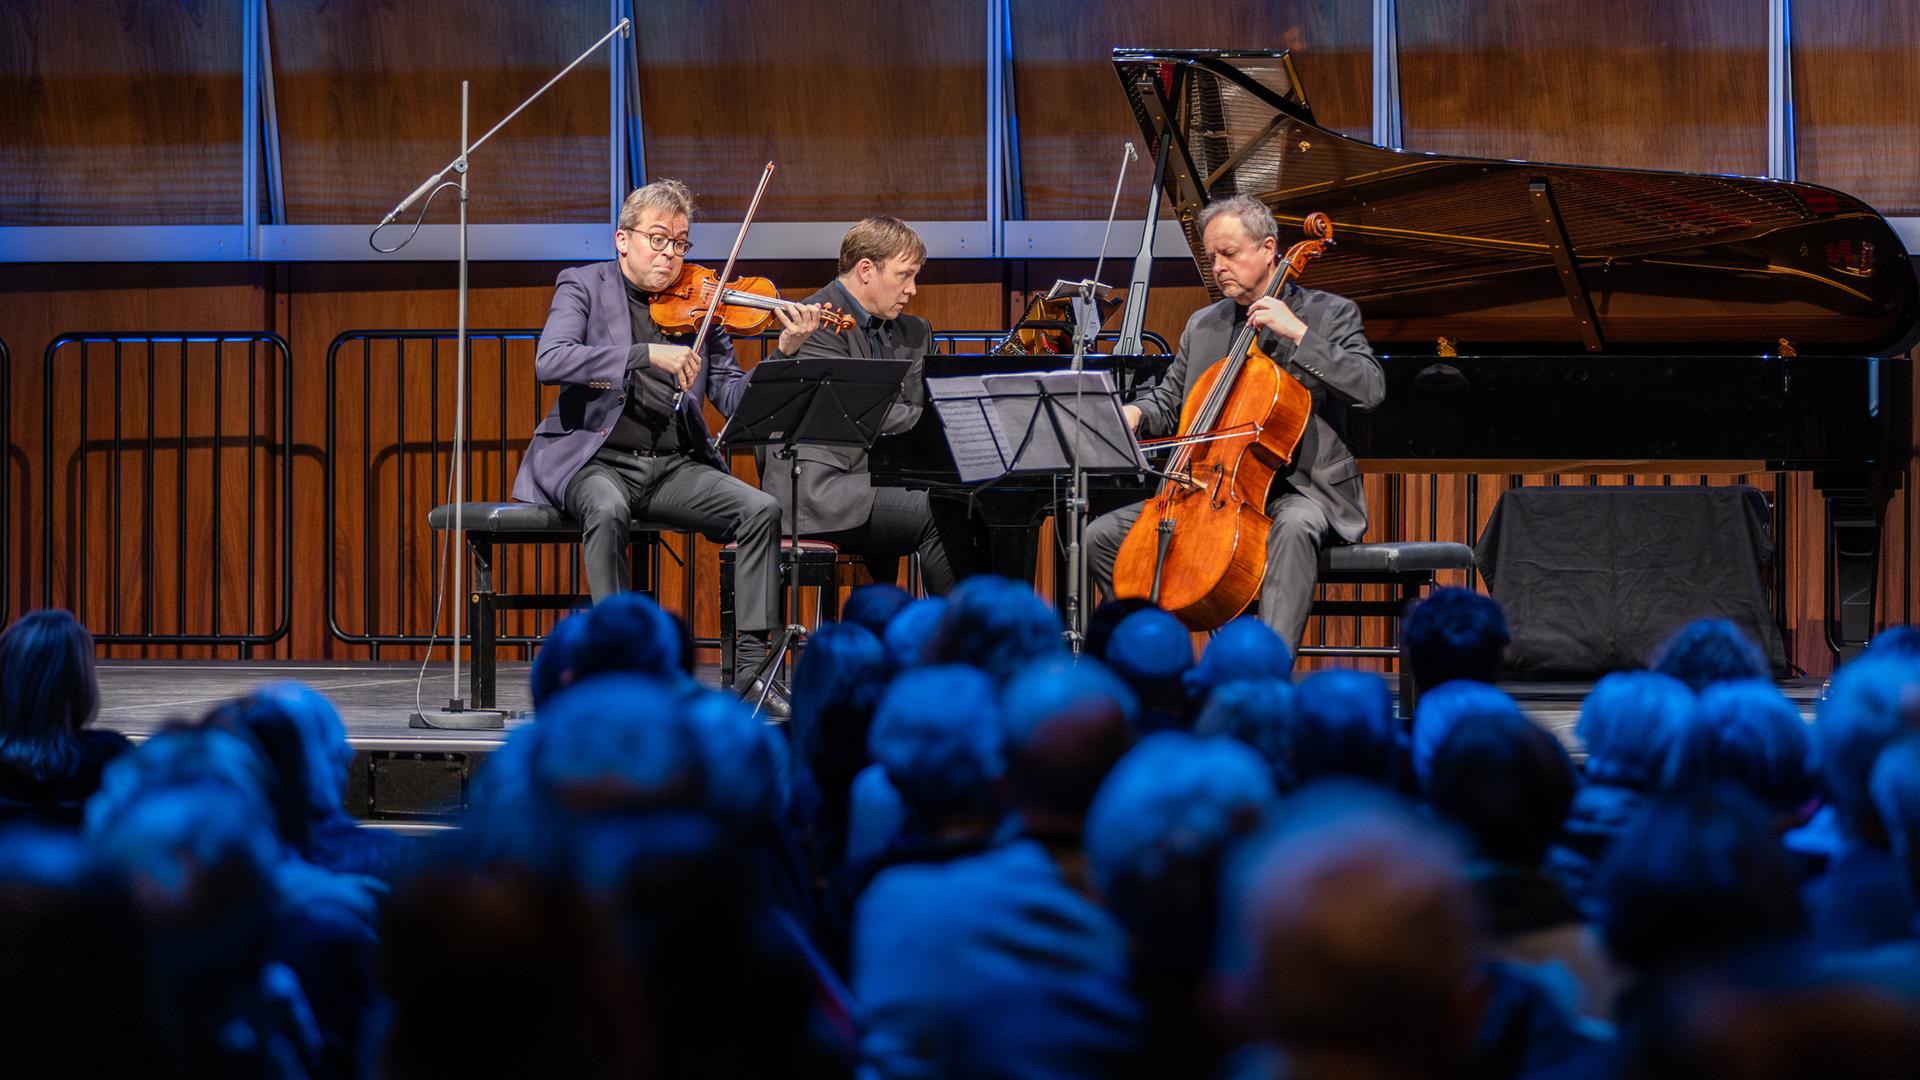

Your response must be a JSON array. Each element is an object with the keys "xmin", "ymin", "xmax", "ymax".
[
  {"xmin": 1085, "ymin": 195, "xmax": 1386, "ymax": 655},
  {"xmin": 764, "ymin": 216, "xmax": 974, "ymax": 594}
]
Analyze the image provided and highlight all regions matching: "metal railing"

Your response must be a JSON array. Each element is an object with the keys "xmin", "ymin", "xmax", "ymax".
[
  {"xmin": 1, "ymin": 337, "xmax": 11, "ymax": 626},
  {"xmin": 324, "ymin": 326, "xmax": 1170, "ymax": 652},
  {"xmin": 40, "ymin": 333, "xmax": 293, "ymax": 648}
]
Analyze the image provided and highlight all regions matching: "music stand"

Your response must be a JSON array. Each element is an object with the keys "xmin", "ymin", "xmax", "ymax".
[
  {"xmin": 926, "ymin": 369, "xmax": 1146, "ymax": 648},
  {"xmin": 719, "ymin": 356, "xmax": 911, "ymax": 716}
]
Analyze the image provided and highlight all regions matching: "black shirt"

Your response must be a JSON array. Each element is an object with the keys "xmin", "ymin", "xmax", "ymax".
[{"xmin": 608, "ymin": 274, "xmax": 691, "ymax": 455}]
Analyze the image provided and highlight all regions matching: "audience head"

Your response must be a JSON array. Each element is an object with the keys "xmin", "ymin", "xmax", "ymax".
[
  {"xmin": 1230, "ymin": 784, "xmax": 1481, "ymax": 1077},
  {"xmin": 1868, "ymin": 733, "xmax": 1920, "ymax": 907},
  {"xmin": 921, "ymin": 576, "xmax": 1065, "ymax": 683},
  {"xmin": 1427, "ymin": 709, "xmax": 1577, "ymax": 866},
  {"xmin": 1577, "ymin": 670, "xmax": 1695, "ymax": 791},
  {"xmin": 247, "ymin": 682, "xmax": 354, "ymax": 821},
  {"xmin": 568, "ymin": 592, "xmax": 688, "ymax": 687},
  {"xmin": 1084, "ymin": 597, "xmax": 1158, "ymax": 662},
  {"xmin": 1104, "ymin": 607, "xmax": 1197, "ymax": 732},
  {"xmin": 1597, "ymin": 784, "xmax": 1804, "ymax": 972},
  {"xmin": 882, "ymin": 597, "xmax": 947, "ymax": 671},
  {"xmin": 788, "ymin": 621, "xmax": 889, "ymax": 804},
  {"xmin": 0, "ymin": 609, "xmax": 101, "ymax": 781},
  {"xmin": 530, "ymin": 611, "xmax": 590, "ymax": 711},
  {"xmin": 1185, "ymin": 616, "xmax": 1292, "ymax": 701},
  {"xmin": 1086, "ymin": 732, "xmax": 1274, "ymax": 970},
  {"xmin": 1651, "ymin": 618, "xmax": 1771, "ymax": 692},
  {"xmin": 1411, "ymin": 680, "xmax": 1527, "ymax": 793},
  {"xmin": 869, "ymin": 665, "xmax": 1005, "ymax": 826},
  {"xmin": 1291, "ymin": 668, "xmax": 1399, "ymax": 787},
  {"xmin": 1815, "ymin": 653, "xmax": 1920, "ymax": 844},
  {"xmin": 998, "ymin": 657, "xmax": 1138, "ymax": 829},
  {"xmin": 681, "ymin": 690, "xmax": 789, "ymax": 832},
  {"xmin": 529, "ymin": 675, "xmax": 707, "ymax": 815},
  {"xmin": 201, "ymin": 692, "xmax": 323, "ymax": 855},
  {"xmin": 86, "ymin": 727, "xmax": 277, "ymax": 847},
  {"xmin": 1401, "ymin": 587, "xmax": 1510, "ymax": 694},
  {"xmin": 1663, "ymin": 679, "xmax": 1815, "ymax": 819},
  {"xmin": 842, "ymin": 583, "xmax": 914, "ymax": 640},
  {"xmin": 1193, "ymin": 678, "xmax": 1299, "ymax": 794},
  {"xmin": 1867, "ymin": 624, "xmax": 1920, "ymax": 661}
]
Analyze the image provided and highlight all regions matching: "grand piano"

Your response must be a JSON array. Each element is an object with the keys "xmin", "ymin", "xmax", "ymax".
[{"xmin": 881, "ymin": 48, "xmax": 1918, "ymax": 653}]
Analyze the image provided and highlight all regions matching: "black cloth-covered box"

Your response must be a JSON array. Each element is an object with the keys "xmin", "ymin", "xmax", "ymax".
[{"xmin": 1474, "ymin": 485, "xmax": 1788, "ymax": 677}]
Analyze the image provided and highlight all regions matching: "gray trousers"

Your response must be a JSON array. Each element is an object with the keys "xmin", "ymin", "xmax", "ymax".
[
  {"xmin": 565, "ymin": 447, "xmax": 781, "ymax": 632},
  {"xmin": 1086, "ymin": 488, "xmax": 1332, "ymax": 655}
]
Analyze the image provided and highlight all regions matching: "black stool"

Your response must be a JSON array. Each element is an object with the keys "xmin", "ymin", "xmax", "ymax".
[
  {"xmin": 1300, "ymin": 541, "xmax": 1477, "ymax": 715},
  {"xmin": 717, "ymin": 538, "xmax": 852, "ymax": 687},
  {"xmin": 428, "ymin": 502, "xmax": 662, "ymax": 709}
]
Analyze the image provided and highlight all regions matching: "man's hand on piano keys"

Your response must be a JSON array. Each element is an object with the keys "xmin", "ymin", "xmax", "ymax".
[{"xmin": 1247, "ymin": 295, "xmax": 1308, "ymax": 345}]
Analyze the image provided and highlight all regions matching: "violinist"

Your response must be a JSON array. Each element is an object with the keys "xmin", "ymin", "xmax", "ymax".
[
  {"xmin": 509, "ymin": 179, "xmax": 822, "ymax": 708},
  {"xmin": 763, "ymin": 216, "xmax": 974, "ymax": 594},
  {"xmin": 1085, "ymin": 195, "xmax": 1385, "ymax": 655}
]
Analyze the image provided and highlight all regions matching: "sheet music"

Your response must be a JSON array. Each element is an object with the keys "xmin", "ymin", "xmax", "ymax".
[{"xmin": 926, "ymin": 375, "xmax": 1014, "ymax": 483}]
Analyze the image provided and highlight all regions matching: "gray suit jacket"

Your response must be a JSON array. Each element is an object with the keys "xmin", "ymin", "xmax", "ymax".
[
  {"xmin": 759, "ymin": 279, "xmax": 927, "ymax": 534},
  {"xmin": 510, "ymin": 260, "xmax": 748, "ymax": 507},
  {"xmin": 1132, "ymin": 284, "xmax": 1384, "ymax": 543}
]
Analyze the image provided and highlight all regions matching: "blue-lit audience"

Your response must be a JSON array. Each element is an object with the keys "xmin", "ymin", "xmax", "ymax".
[
  {"xmin": 0, "ymin": 609, "xmax": 129, "ymax": 824},
  {"xmin": 1401, "ymin": 585, "xmax": 1511, "ymax": 696},
  {"xmin": 6, "ymin": 595, "xmax": 1920, "ymax": 1080},
  {"xmin": 1649, "ymin": 616, "xmax": 1773, "ymax": 691}
]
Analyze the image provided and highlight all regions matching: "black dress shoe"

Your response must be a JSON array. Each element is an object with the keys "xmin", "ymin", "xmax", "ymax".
[{"xmin": 731, "ymin": 633, "xmax": 790, "ymax": 718}]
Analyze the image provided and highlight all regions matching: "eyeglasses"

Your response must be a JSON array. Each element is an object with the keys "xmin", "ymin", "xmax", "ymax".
[{"xmin": 629, "ymin": 230, "xmax": 692, "ymax": 257}]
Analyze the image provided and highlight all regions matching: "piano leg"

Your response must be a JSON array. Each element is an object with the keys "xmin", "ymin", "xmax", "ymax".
[
  {"xmin": 987, "ymin": 523, "xmax": 1039, "ymax": 587},
  {"xmin": 1815, "ymin": 472, "xmax": 1895, "ymax": 660}
]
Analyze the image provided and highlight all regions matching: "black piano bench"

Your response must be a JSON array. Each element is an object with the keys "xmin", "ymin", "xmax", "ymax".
[
  {"xmin": 717, "ymin": 539, "xmax": 857, "ymax": 688},
  {"xmin": 1300, "ymin": 541, "xmax": 1477, "ymax": 716},
  {"xmin": 427, "ymin": 502, "xmax": 661, "ymax": 711}
]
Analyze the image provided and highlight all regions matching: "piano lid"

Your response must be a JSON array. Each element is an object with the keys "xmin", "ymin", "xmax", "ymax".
[{"xmin": 1113, "ymin": 48, "xmax": 1920, "ymax": 356}]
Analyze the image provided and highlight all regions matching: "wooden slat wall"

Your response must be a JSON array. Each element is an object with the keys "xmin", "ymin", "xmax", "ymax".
[
  {"xmin": 1396, "ymin": 0, "xmax": 1768, "ymax": 175},
  {"xmin": 1792, "ymin": 0, "xmax": 1920, "ymax": 215},
  {"xmin": 0, "ymin": 0, "xmax": 244, "ymax": 225},
  {"xmin": 1, "ymin": 264, "xmax": 1913, "ymax": 676},
  {"xmin": 267, "ymin": 0, "xmax": 611, "ymax": 224},
  {"xmin": 633, "ymin": 0, "xmax": 988, "ymax": 221},
  {"xmin": 1009, "ymin": 0, "xmax": 1374, "ymax": 220}
]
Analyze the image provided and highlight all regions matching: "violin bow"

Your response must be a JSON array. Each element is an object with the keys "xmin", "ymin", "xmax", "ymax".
[{"xmin": 673, "ymin": 160, "xmax": 776, "ymax": 410}]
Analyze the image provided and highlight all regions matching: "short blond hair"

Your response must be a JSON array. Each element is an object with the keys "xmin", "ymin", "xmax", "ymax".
[
  {"xmin": 619, "ymin": 179, "xmax": 695, "ymax": 230},
  {"xmin": 837, "ymin": 216, "xmax": 926, "ymax": 277}
]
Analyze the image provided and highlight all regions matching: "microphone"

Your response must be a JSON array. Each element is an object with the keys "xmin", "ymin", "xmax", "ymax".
[{"xmin": 378, "ymin": 168, "xmax": 447, "ymax": 230}]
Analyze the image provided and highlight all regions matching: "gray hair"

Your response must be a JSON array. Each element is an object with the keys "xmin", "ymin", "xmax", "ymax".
[
  {"xmin": 1197, "ymin": 194, "xmax": 1278, "ymax": 245},
  {"xmin": 618, "ymin": 178, "xmax": 696, "ymax": 230}
]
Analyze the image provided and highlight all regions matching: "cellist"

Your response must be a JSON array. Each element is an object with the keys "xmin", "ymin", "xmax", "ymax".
[{"xmin": 1085, "ymin": 195, "xmax": 1385, "ymax": 657}]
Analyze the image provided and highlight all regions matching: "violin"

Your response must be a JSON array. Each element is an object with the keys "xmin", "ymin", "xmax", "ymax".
[
  {"xmin": 650, "ymin": 263, "xmax": 856, "ymax": 337},
  {"xmin": 1110, "ymin": 212, "xmax": 1335, "ymax": 630}
]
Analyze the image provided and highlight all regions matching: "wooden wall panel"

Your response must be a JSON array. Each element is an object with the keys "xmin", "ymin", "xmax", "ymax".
[
  {"xmin": 1009, "ymin": 0, "xmax": 1374, "ymax": 220},
  {"xmin": 268, "ymin": 0, "xmax": 611, "ymax": 224},
  {"xmin": 1397, "ymin": 0, "xmax": 1767, "ymax": 175},
  {"xmin": 2, "ymin": 267, "xmax": 1912, "ymax": 682},
  {"xmin": 0, "ymin": 0, "xmax": 244, "ymax": 225},
  {"xmin": 1792, "ymin": 1, "xmax": 1920, "ymax": 214},
  {"xmin": 633, "ymin": 0, "xmax": 986, "ymax": 221},
  {"xmin": 0, "ymin": 264, "xmax": 274, "ymax": 656}
]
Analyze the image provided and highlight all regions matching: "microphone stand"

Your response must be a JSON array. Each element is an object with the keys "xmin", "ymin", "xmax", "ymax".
[
  {"xmin": 1062, "ymin": 142, "xmax": 1136, "ymax": 651},
  {"xmin": 373, "ymin": 19, "xmax": 632, "ymax": 729}
]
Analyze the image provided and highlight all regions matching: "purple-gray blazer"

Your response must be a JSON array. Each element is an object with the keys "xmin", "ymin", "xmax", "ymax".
[{"xmin": 510, "ymin": 260, "xmax": 748, "ymax": 507}]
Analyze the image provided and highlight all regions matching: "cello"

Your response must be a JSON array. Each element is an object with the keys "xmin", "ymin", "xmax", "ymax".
[{"xmin": 1109, "ymin": 212, "xmax": 1335, "ymax": 630}]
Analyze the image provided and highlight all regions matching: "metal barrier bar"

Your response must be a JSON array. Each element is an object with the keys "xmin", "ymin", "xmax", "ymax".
[
  {"xmin": 0, "ymin": 337, "xmax": 10, "ymax": 626},
  {"xmin": 39, "ymin": 333, "xmax": 293, "ymax": 647},
  {"xmin": 325, "ymin": 327, "xmax": 1169, "ymax": 651}
]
